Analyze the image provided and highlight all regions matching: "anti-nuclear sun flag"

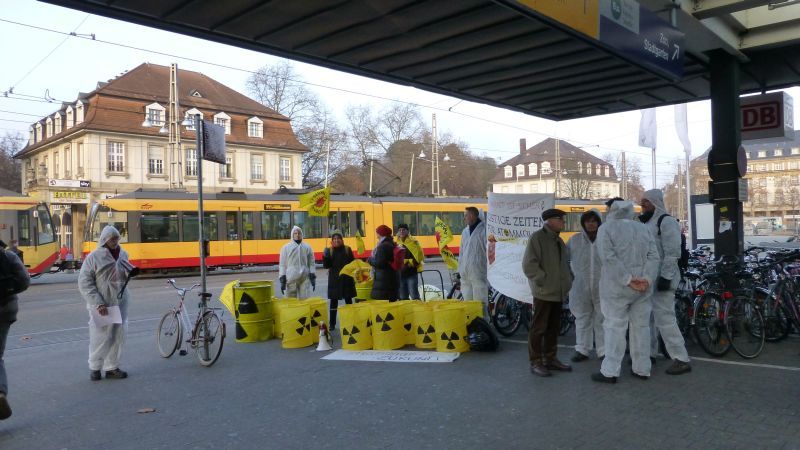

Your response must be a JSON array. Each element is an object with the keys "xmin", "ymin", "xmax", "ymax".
[
  {"xmin": 434, "ymin": 216, "xmax": 453, "ymax": 249},
  {"xmin": 440, "ymin": 245, "xmax": 458, "ymax": 271},
  {"xmin": 355, "ymin": 230, "xmax": 366, "ymax": 256},
  {"xmin": 298, "ymin": 187, "xmax": 330, "ymax": 217}
]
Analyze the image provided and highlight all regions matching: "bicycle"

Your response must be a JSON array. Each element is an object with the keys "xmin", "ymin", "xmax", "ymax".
[
  {"xmin": 158, "ymin": 279, "xmax": 226, "ymax": 367},
  {"xmin": 490, "ymin": 292, "xmax": 573, "ymax": 338}
]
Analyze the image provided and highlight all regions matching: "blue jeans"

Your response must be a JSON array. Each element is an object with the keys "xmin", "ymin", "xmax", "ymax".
[{"xmin": 399, "ymin": 273, "xmax": 420, "ymax": 300}]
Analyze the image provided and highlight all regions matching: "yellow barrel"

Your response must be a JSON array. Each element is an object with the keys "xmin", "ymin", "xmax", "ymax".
[
  {"xmin": 463, "ymin": 301, "xmax": 484, "ymax": 324},
  {"xmin": 303, "ymin": 297, "xmax": 328, "ymax": 343},
  {"xmin": 237, "ymin": 280, "xmax": 274, "ymax": 300},
  {"xmin": 355, "ymin": 286, "xmax": 372, "ymax": 301},
  {"xmin": 233, "ymin": 282, "xmax": 275, "ymax": 343},
  {"xmin": 370, "ymin": 302, "xmax": 405, "ymax": 350},
  {"xmin": 412, "ymin": 304, "xmax": 436, "ymax": 349},
  {"xmin": 339, "ymin": 303, "xmax": 373, "ymax": 350},
  {"xmin": 434, "ymin": 304, "xmax": 469, "ymax": 353},
  {"xmin": 272, "ymin": 298, "xmax": 300, "ymax": 338},
  {"xmin": 395, "ymin": 300, "xmax": 418, "ymax": 345},
  {"xmin": 281, "ymin": 303, "xmax": 314, "ymax": 349}
]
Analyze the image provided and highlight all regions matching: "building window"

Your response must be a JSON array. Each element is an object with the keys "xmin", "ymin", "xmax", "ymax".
[
  {"xmin": 145, "ymin": 102, "xmax": 165, "ymax": 126},
  {"xmin": 516, "ymin": 164, "xmax": 525, "ymax": 178},
  {"xmin": 43, "ymin": 156, "xmax": 49, "ymax": 178},
  {"xmin": 185, "ymin": 148, "xmax": 198, "ymax": 176},
  {"xmin": 46, "ymin": 118, "xmax": 53, "ymax": 137},
  {"xmin": 107, "ymin": 141, "xmax": 125, "ymax": 172},
  {"xmin": 774, "ymin": 149, "xmax": 783, "ymax": 157},
  {"xmin": 76, "ymin": 101, "xmax": 84, "ymax": 123},
  {"xmin": 586, "ymin": 162, "xmax": 592, "ymax": 175},
  {"xmin": 280, "ymin": 156, "xmax": 291, "ymax": 182},
  {"xmin": 77, "ymin": 142, "xmax": 84, "ymax": 174},
  {"xmin": 541, "ymin": 161, "xmax": 552, "ymax": 174},
  {"xmin": 529, "ymin": 163, "xmax": 537, "ymax": 176},
  {"xmin": 774, "ymin": 163, "xmax": 784, "ymax": 171},
  {"xmin": 530, "ymin": 183, "xmax": 538, "ymax": 193},
  {"xmin": 596, "ymin": 165, "xmax": 601, "ymax": 176},
  {"xmin": 214, "ymin": 112, "xmax": 231, "ymax": 134},
  {"xmin": 577, "ymin": 161, "xmax": 583, "ymax": 173},
  {"xmin": 758, "ymin": 150, "xmax": 767, "ymax": 157},
  {"xmin": 251, "ymin": 154, "xmax": 264, "ymax": 181},
  {"xmin": 605, "ymin": 165, "xmax": 610, "ymax": 177},
  {"xmin": 35, "ymin": 123, "xmax": 41, "ymax": 142},
  {"xmin": 504, "ymin": 166, "xmax": 512, "ymax": 178},
  {"xmin": 792, "ymin": 147, "xmax": 800, "ymax": 155},
  {"xmin": 248, "ymin": 117, "xmax": 263, "ymax": 138},
  {"xmin": 54, "ymin": 115, "xmax": 62, "ymax": 134},
  {"xmin": 184, "ymin": 108, "xmax": 203, "ymax": 130},
  {"xmin": 790, "ymin": 162, "xmax": 799, "ymax": 170},
  {"xmin": 66, "ymin": 107, "xmax": 73, "ymax": 129},
  {"xmin": 515, "ymin": 184, "xmax": 523, "ymax": 193},
  {"xmin": 220, "ymin": 155, "xmax": 233, "ymax": 179},
  {"xmin": 54, "ymin": 151, "xmax": 59, "ymax": 178},
  {"xmin": 148, "ymin": 145, "xmax": 164, "ymax": 175},
  {"xmin": 64, "ymin": 146, "xmax": 71, "ymax": 177}
]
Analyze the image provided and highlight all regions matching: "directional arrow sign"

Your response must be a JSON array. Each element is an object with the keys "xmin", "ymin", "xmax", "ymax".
[{"xmin": 598, "ymin": 0, "xmax": 684, "ymax": 81}]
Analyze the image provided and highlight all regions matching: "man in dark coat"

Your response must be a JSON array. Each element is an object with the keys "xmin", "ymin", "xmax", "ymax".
[
  {"xmin": 322, "ymin": 230, "xmax": 356, "ymax": 330},
  {"xmin": 0, "ymin": 247, "xmax": 30, "ymax": 419},
  {"xmin": 368, "ymin": 225, "xmax": 399, "ymax": 301}
]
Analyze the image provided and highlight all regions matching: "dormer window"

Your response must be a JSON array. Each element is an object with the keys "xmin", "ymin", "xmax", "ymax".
[
  {"xmin": 605, "ymin": 165, "xmax": 610, "ymax": 177},
  {"xmin": 595, "ymin": 165, "xmax": 601, "ymax": 176},
  {"xmin": 35, "ymin": 123, "xmax": 42, "ymax": 142},
  {"xmin": 75, "ymin": 101, "xmax": 84, "ymax": 123},
  {"xmin": 213, "ymin": 112, "xmax": 231, "ymax": 135},
  {"xmin": 145, "ymin": 102, "xmax": 165, "ymax": 126},
  {"xmin": 586, "ymin": 162, "xmax": 592, "ymax": 175},
  {"xmin": 46, "ymin": 117, "xmax": 53, "ymax": 137},
  {"xmin": 528, "ymin": 163, "xmax": 537, "ymax": 176},
  {"xmin": 504, "ymin": 166, "xmax": 512, "ymax": 178},
  {"xmin": 758, "ymin": 151, "xmax": 767, "ymax": 157},
  {"xmin": 29, "ymin": 128, "xmax": 34, "ymax": 145},
  {"xmin": 54, "ymin": 114, "xmax": 62, "ymax": 134},
  {"xmin": 516, "ymin": 164, "xmax": 525, "ymax": 177},
  {"xmin": 774, "ymin": 149, "xmax": 783, "ymax": 157},
  {"xmin": 577, "ymin": 161, "xmax": 583, "ymax": 173},
  {"xmin": 184, "ymin": 108, "xmax": 203, "ymax": 131},
  {"xmin": 66, "ymin": 106, "xmax": 74, "ymax": 129},
  {"xmin": 541, "ymin": 161, "xmax": 552, "ymax": 174},
  {"xmin": 247, "ymin": 117, "xmax": 263, "ymax": 138}
]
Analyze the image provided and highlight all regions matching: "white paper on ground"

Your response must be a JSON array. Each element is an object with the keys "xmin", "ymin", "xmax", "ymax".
[
  {"xmin": 322, "ymin": 350, "xmax": 459, "ymax": 363},
  {"xmin": 90, "ymin": 306, "xmax": 122, "ymax": 327}
]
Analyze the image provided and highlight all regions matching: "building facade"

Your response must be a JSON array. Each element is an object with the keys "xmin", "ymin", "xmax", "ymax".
[
  {"xmin": 491, "ymin": 138, "xmax": 620, "ymax": 199},
  {"xmin": 17, "ymin": 63, "xmax": 307, "ymax": 256}
]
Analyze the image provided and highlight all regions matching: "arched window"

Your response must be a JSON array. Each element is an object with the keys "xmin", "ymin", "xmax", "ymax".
[
  {"xmin": 604, "ymin": 165, "xmax": 610, "ymax": 177},
  {"xmin": 586, "ymin": 162, "xmax": 592, "ymax": 175},
  {"xmin": 596, "ymin": 164, "xmax": 602, "ymax": 175},
  {"xmin": 504, "ymin": 166, "xmax": 512, "ymax": 178},
  {"xmin": 516, "ymin": 164, "xmax": 525, "ymax": 177},
  {"xmin": 541, "ymin": 161, "xmax": 552, "ymax": 174},
  {"xmin": 529, "ymin": 163, "xmax": 537, "ymax": 176},
  {"xmin": 577, "ymin": 161, "xmax": 582, "ymax": 173}
]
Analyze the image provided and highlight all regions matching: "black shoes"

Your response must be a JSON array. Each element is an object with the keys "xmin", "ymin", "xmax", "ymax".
[
  {"xmin": 571, "ymin": 352, "xmax": 589, "ymax": 363},
  {"xmin": 105, "ymin": 369, "xmax": 128, "ymax": 379},
  {"xmin": 591, "ymin": 372, "xmax": 617, "ymax": 384},
  {"xmin": 90, "ymin": 370, "xmax": 102, "ymax": 381},
  {"xmin": 666, "ymin": 360, "xmax": 692, "ymax": 375},
  {"xmin": 0, "ymin": 393, "xmax": 11, "ymax": 420},
  {"xmin": 629, "ymin": 368, "xmax": 649, "ymax": 380},
  {"xmin": 530, "ymin": 363, "xmax": 552, "ymax": 377},
  {"xmin": 546, "ymin": 358, "xmax": 573, "ymax": 372}
]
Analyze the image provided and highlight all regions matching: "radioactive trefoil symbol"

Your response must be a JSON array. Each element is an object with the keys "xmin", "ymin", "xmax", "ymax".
[
  {"xmin": 238, "ymin": 293, "xmax": 259, "ymax": 314},
  {"xmin": 310, "ymin": 309, "xmax": 322, "ymax": 327},
  {"xmin": 417, "ymin": 324, "xmax": 436, "ymax": 344},
  {"xmin": 295, "ymin": 316, "xmax": 311, "ymax": 336},
  {"xmin": 440, "ymin": 331, "xmax": 460, "ymax": 350},
  {"xmin": 342, "ymin": 325, "xmax": 361, "ymax": 345},
  {"xmin": 375, "ymin": 312, "xmax": 395, "ymax": 331}
]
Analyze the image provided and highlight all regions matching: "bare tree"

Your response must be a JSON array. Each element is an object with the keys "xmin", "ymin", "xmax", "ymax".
[
  {"xmin": 374, "ymin": 103, "xmax": 425, "ymax": 152},
  {"xmin": 0, "ymin": 133, "xmax": 23, "ymax": 192},
  {"xmin": 602, "ymin": 152, "xmax": 645, "ymax": 201},
  {"xmin": 344, "ymin": 104, "xmax": 380, "ymax": 163},
  {"xmin": 294, "ymin": 104, "xmax": 353, "ymax": 188},
  {"xmin": 246, "ymin": 61, "xmax": 319, "ymax": 122}
]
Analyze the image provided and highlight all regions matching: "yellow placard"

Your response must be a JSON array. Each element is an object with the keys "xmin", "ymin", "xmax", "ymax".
[{"xmin": 514, "ymin": 0, "xmax": 599, "ymax": 39}]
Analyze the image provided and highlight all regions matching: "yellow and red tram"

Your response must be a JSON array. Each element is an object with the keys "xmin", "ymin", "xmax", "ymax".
[
  {"xmin": 82, "ymin": 191, "xmax": 613, "ymax": 272},
  {"xmin": 0, "ymin": 196, "xmax": 59, "ymax": 275}
]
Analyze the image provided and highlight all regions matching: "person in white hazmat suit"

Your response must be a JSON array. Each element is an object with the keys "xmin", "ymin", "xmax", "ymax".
[
  {"xmin": 459, "ymin": 206, "xmax": 488, "ymax": 313},
  {"xmin": 592, "ymin": 199, "xmax": 660, "ymax": 383},
  {"xmin": 279, "ymin": 226, "xmax": 316, "ymax": 299},
  {"xmin": 79, "ymin": 226, "xmax": 137, "ymax": 381},
  {"xmin": 639, "ymin": 189, "xmax": 692, "ymax": 375},
  {"xmin": 567, "ymin": 209, "xmax": 605, "ymax": 362}
]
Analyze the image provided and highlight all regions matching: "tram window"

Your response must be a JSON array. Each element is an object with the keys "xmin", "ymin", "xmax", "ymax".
[
  {"xmin": 261, "ymin": 212, "xmax": 290, "ymax": 240},
  {"xmin": 391, "ymin": 211, "xmax": 417, "ymax": 235},
  {"xmin": 337, "ymin": 211, "xmax": 357, "ymax": 237},
  {"xmin": 418, "ymin": 212, "xmax": 438, "ymax": 236},
  {"xmin": 225, "ymin": 212, "xmax": 239, "ymax": 240},
  {"xmin": 141, "ymin": 213, "xmax": 179, "ymax": 243},
  {"xmin": 91, "ymin": 208, "xmax": 129, "ymax": 243},
  {"xmin": 355, "ymin": 211, "xmax": 365, "ymax": 237},
  {"xmin": 17, "ymin": 214, "xmax": 30, "ymax": 246},
  {"xmin": 443, "ymin": 212, "xmax": 464, "ymax": 235},
  {"xmin": 242, "ymin": 212, "xmax": 256, "ymax": 240},
  {"xmin": 35, "ymin": 205, "xmax": 55, "ymax": 245},
  {"xmin": 182, "ymin": 213, "xmax": 218, "ymax": 242},
  {"xmin": 292, "ymin": 212, "xmax": 324, "ymax": 238},
  {"xmin": 327, "ymin": 212, "xmax": 338, "ymax": 235},
  {"xmin": 564, "ymin": 212, "xmax": 583, "ymax": 233}
]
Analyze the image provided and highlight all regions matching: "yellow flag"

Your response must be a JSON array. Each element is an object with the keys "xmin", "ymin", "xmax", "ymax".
[
  {"xmin": 355, "ymin": 230, "xmax": 366, "ymax": 256},
  {"xmin": 440, "ymin": 245, "xmax": 458, "ymax": 271},
  {"xmin": 434, "ymin": 216, "xmax": 453, "ymax": 250},
  {"xmin": 298, "ymin": 187, "xmax": 330, "ymax": 217}
]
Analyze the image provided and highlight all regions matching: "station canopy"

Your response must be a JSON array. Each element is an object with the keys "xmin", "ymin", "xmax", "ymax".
[{"xmin": 42, "ymin": 0, "xmax": 800, "ymax": 120}]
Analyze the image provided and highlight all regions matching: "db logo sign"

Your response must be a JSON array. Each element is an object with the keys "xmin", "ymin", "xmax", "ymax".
[{"xmin": 741, "ymin": 101, "xmax": 781, "ymax": 132}]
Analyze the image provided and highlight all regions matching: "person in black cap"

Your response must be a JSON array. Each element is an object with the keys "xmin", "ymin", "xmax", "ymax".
[{"xmin": 522, "ymin": 208, "xmax": 573, "ymax": 377}]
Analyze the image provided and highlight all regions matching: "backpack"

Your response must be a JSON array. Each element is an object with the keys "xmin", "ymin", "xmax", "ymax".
[
  {"xmin": 657, "ymin": 214, "xmax": 690, "ymax": 272},
  {"xmin": 390, "ymin": 245, "xmax": 405, "ymax": 272},
  {"xmin": 0, "ymin": 250, "xmax": 27, "ymax": 300},
  {"xmin": 466, "ymin": 317, "xmax": 499, "ymax": 352}
]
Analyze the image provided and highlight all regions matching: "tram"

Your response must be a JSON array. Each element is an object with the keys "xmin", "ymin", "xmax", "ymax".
[
  {"xmin": 82, "ymin": 191, "xmax": 612, "ymax": 272},
  {"xmin": 0, "ymin": 195, "xmax": 59, "ymax": 275}
]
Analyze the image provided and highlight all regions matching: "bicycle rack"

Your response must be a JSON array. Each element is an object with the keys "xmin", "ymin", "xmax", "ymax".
[{"xmin": 418, "ymin": 269, "xmax": 446, "ymax": 301}]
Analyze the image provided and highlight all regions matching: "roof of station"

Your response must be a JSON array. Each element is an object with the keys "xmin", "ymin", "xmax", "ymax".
[{"xmin": 41, "ymin": 0, "xmax": 800, "ymax": 121}]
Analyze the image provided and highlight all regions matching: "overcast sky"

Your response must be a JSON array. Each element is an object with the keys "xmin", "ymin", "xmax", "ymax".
[{"xmin": 2, "ymin": 0, "xmax": 798, "ymax": 189}]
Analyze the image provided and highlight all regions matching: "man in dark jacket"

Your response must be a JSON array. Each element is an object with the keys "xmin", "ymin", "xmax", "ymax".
[
  {"xmin": 522, "ymin": 208, "xmax": 573, "ymax": 377},
  {"xmin": 0, "ymin": 248, "xmax": 30, "ymax": 419},
  {"xmin": 322, "ymin": 230, "xmax": 356, "ymax": 330},
  {"xmin": 368, "ymin": 225, "xmax": 399, "ymax": 301}
]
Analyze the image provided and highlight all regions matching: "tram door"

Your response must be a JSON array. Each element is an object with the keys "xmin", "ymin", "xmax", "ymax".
[
  {"xmin": 329, "ymin": 208, "xmax": 366, "ymax": 256},
  {"xmin": 220, "ymin": 210, "xmax": 259, "ymax": 266}
]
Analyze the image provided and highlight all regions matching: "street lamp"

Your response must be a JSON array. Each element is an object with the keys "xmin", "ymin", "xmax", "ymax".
[{"xmin": 416, "ymin": 150, "xmax": 451, "ymax": 196}]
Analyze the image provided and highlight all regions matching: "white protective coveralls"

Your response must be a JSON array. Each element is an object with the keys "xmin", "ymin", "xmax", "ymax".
[
  {"xmin": 596, "ymin": 201, "xmax": 660, "ymax": 377},
  {"xmin": 567, "ymin": 209, "xmax": 604, "ymax": 358},
  {"xmin": 279, "ymin": 226, "xmax": 316, "ymax": 299},
  {"xmin": 78, "ymin": 226, "xmax": 131, "ymax": 372},
  {"xmin": 459, "ymin": 215, "xmax": 488, "ymax": 308},
  {"xmin": 641, "ymin": 189, "xmax": 690, "ymax": 363}
]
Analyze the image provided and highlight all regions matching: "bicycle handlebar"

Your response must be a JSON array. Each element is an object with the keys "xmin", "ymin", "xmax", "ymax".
[{"xmin": 166, "ymin": 279, "xmax": 200, "ymax": 293}]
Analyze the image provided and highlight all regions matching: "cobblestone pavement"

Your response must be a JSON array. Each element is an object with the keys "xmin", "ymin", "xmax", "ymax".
[{"xmin": 1, "ymin": 263, "xmax": 799, "ymax": 449}]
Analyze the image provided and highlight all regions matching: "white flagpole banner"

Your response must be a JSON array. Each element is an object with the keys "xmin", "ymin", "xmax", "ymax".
[
  {"xmin": 674, "ymin": 104, "xmax": 691, "ymax": 152},
  {"xmin": 486, "ymin": 193, "xmax": 554, "ymax": 304},
  {"xmin": 638, "ymin": 108, "xmax": 657, "ymax": 149}
]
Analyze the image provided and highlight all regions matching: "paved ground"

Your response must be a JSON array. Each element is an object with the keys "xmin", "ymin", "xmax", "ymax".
[{"xmin": 1, "ymin": 262, "xmax": 800, "ymax": 449}]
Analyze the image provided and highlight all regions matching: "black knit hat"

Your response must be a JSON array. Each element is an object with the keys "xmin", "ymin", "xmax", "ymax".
[{"xmin": 541, "ymin": 208, "xmax": 566, "ymax": 221}]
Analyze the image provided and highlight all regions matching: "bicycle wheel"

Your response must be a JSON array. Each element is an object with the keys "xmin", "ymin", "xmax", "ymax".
[
  {"xmin": 194, "ymin": 311, "xmax": 225, "ymax": 367},
  {"xmin": 558, "ymin": 309, "xmax": 574, "ymax": 336},
  {"xmin": 492, "ymin": 295, "xmax": 522, "ymax": 337},
  {"xmin": 674, "ymin": 295, "xmax": 694, "ymax": 340},
  {"xmin": 157, "ymin": 310, "xmax": 182, "ymax": 358},
  {"xmin": 758, "ymin": 289, "xmax": 790, "ymax": 342},
  {"xmin": 692, "ymin": 294, "xmax": 731, "ymax": 357},
  {"xmin": 725, "ymin": 297, "xmax": 765, "ymax": 359}
]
